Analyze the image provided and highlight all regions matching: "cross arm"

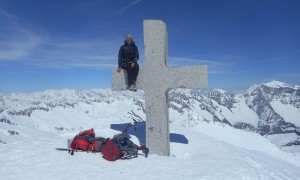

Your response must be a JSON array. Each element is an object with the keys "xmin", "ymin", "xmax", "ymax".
[{"xmin": 167, "ymin": 65, "xmax": 208, "ymax": 89}]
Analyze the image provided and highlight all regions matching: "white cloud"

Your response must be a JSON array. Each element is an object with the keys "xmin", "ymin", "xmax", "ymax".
[
  {"xmin": 278, "ymin": 73, "xmax": 300, "ymax": 79},
  {"xmin": 168, "ymin": 57, "xmax": 233, "ymax": 74},
  {"xmin": 0, "ymin": 6, "xmax": 19, "ymax": 22},
  {"xmin": 30, "ymin": 39, "xmax": 120, "ymax": 69},
  {"xmin": 0, "ymin": 6, "xmax": 236, "ymax": 72},
  {"xmin": 0, "ymin": 7, "xmax": 120, "ymax": 69},
  {"xmin": 0, "ymin": 7, "xmax": 44, "ymax": 61},
  {"xmin": 0, "ymin": 34, "xmax": 44, "ymax": 60},
  {"xmin": 118, "ymin": 0, "xmax": 142, "ymax": 14}
]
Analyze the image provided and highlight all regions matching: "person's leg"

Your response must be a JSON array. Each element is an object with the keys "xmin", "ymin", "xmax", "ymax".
[
  {"xmin": 132, "ymin": 63, "xmax": 139, "ymax": 84},
  {"xmin": 130, "ymin": 63, "xmax": 139, "ymax": 91},
  {"xmin": 124, "ymin": 65, "xmax": 134, "ymax": 87}
]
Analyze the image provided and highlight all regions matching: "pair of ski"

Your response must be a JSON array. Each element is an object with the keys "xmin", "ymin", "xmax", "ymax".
[{"xmin": 55, "ymin": 148, "xmax": 98, "ymax": 154}]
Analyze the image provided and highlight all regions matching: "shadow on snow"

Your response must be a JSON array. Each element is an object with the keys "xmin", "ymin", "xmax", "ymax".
[{"xmin": 110, "ymin": 121, "xmax": 188, "ymax": 146}]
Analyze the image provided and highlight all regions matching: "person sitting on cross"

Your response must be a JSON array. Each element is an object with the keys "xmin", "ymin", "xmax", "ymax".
[{"xmin": 117, "ymin": 34, "xmax": 139, "ymax": 91}]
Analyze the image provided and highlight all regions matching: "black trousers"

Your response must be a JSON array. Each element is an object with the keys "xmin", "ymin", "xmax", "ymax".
[{"xmin": 124, "ymin": 63, "xmax": 139, "ymax": 86}]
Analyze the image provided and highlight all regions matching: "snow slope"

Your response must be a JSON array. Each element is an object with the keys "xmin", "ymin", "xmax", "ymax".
[
  {"xmin": 270, "ymin": 101, "xmax": 300, "ymax": 127},
  {"xmin": 1, "ymin": 122, "xmax": 300, "ymax": 180},
  {"xmin": 1, "ymin": 82, "xmax": 300, "ymax": 179},
  {"xmin": 1, "ymin": 102, "xmax": 300, "ymax": 180}
]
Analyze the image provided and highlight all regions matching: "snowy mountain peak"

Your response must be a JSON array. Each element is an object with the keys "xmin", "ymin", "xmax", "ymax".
[
  {"xmin": 247, "ymin": 84, "xmax": 260, "ymax": 95},
  {"xmin": 263, "ymin": 80, "xmax": 290, "ymax": 88},
  {"xmin": 212, "ymin": 88, "xmax": 227, "ymax": 94},
  {"xmin": 247, "ymin": 80, "xmax": 298, "ymax": 95}
]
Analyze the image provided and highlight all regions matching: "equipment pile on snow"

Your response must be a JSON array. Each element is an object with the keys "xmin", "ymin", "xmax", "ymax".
[{"xmin": 59, "ymin": 120, "xmax": 149, "ymax": 161}]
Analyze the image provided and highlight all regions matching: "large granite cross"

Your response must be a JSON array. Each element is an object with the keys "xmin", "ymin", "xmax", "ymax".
[{"xmin": 112, "ymin": 20, "xmax": 208, "ymax": 156}]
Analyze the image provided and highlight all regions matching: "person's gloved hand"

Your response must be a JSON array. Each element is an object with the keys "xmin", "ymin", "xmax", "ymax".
[
  {"xmin": 117, "ymin": 67, "xmax": 122, "ymax": 73},
  {"xmin": 131, "ymin": 63, "xmax": 135, "ymax": 68}
]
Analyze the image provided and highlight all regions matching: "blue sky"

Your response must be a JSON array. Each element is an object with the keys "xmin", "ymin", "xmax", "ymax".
[{"xmin": 0, "ymin": 0, "xmax": 299, "ymax": 93}]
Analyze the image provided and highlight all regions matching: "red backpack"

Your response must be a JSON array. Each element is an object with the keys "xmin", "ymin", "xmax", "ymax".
[
  {"xmin": 101, "ymin": 139, "xmax": 123, "ymax": 161},
  {"xmin": 70, "ymin": 128, "xmax": 106, "ymax": 155},
  {"xmin": 70, "ymin": 128, "xmax": 95, "ymax": 151}
]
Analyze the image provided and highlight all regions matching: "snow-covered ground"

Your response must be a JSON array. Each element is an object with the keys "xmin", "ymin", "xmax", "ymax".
[
  {"xmin": 1, "ymin": 120, "xmax": 300, "ymax": 180},
  {"xmin": 1, "ymin": 85, "xmax": 300, "ymax": 179},
  {"xmin": 270, "ymin": 101, "xmax": 300, "ymax": 127}
]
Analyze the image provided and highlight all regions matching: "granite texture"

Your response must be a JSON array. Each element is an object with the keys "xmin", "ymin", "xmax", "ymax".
[{"xmin": 112, "ymin": 20, "xmax": 208, "ymax": 156}]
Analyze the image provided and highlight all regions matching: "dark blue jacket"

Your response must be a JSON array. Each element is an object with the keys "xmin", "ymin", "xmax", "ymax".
[{"xmin": 118, "ymin": 41, "xmax": 139, "ymax": 68}]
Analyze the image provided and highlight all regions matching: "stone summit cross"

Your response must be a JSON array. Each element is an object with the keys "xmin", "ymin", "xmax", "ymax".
[{"xmin": 112, "ymin": 20, "xmax": 208, "ymax": 156}]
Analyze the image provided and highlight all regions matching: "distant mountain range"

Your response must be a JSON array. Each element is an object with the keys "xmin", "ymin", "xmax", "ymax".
[
  {"xmin": 1, "ymin": 80, "xmax": 299, "ymax": 152},
  {"xmin": 169, "ymin": 80, "xmax": 300, "ymax": 152}
]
